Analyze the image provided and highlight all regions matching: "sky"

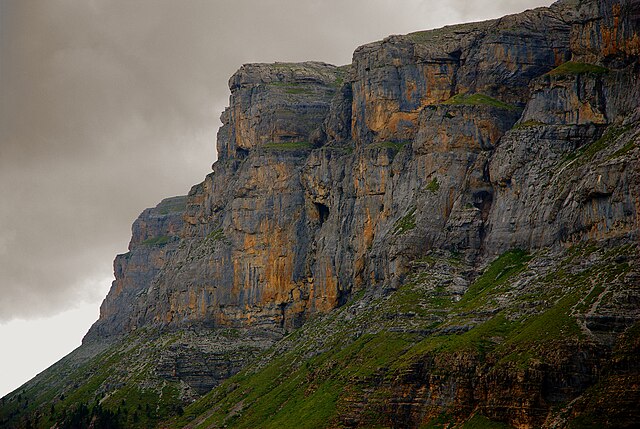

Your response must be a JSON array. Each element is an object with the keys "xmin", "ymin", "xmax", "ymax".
[{"xmin": 0, "ymin": 0, "xmax": 554, "ymax": 398}]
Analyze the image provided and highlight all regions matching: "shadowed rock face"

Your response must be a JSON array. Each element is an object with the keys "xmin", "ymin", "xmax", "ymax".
[{"xmin": 28, "ymin": 0, "xmax": 635, "ymax": 427}]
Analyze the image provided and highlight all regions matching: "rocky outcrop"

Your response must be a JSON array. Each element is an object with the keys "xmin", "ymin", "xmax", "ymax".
[
  {"xmin": 216, "ymin": 61, "xmax": 341, "ymax": 159},
  {"xmin": 87, "ymin": 196, "xmax": 187, "ymax": 338},
  {"xmin": 348, "ymin": 2, "xmax": 574, "ymax": 146}
]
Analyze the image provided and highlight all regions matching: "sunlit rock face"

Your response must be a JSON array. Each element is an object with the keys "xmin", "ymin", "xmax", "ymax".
[{"xmin": 87, "ymin": 0, "xmax": 638, "ymax": 342}]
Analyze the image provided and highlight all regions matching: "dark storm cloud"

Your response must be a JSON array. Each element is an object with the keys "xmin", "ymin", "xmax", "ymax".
[{"xmin": 0, "ymin": 0, "xmax": 553, "ymax": 321}]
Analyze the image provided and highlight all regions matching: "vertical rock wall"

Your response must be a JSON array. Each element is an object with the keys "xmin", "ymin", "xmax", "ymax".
[{"xmin": 87, "ymin": 0, "xmax": 639, "ymax": 343}]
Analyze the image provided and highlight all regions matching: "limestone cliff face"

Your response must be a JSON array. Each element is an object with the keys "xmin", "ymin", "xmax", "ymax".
[
  {"xmin": 87, "ymin": 0, "xmax": 639, "ymax": 342},
  {"xmin": 3, "ymin": 1, "xmax": 639, "ymax": 428},
  {"xmin": 90, "ymin": 196, "xmax": 187, "ymax": 337}
]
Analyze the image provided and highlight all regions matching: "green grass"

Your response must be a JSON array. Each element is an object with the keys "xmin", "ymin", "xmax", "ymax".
[
  {"xmin": 206, "ymin": 228, "xmax": 230, "ymax": 244},
  {"xmin": 407, "ymin": 22, "xmax": 485, "ymax": 45},
  {"xmin": 327, "ymin": 141, "xmax": 355, "ymax": 154},
  {"xmin": 609, "ymin": 137, "xmax": 638, "ymax": 159},
  {"xmin": 564, "ymin": 125, "xmax": 632, "ymax": 165},
  {"xmin": 420, "ymin": 411, "xmax": 457, "ymax": 428},
  {"xmin": 456, "ymin": 249, "xmax": 531, "ymax": 311},
  {"xmin": 100, "ymin": 383, "xmax": 181, "ymax": 428},
  {"xmin": 426, "ymin": 177, "xmax": 440, "ymax": 193},
  {"xmin": 0, "ymin": 331, "xmax": 202, "ymax": 429},
  {"xmin": 393, "ymin": 207, "xmax": 417, "ymax": 235},
  {"xmin": 332, "ymin": 66, "xmax": 349, "ymax": 87},
  {"xmin": 395, "ymin": 314, "xmax": 518, "ymax": 369},
  {"xmin": 140, "ymin": 235, "xmax": 171, "ymax": 246},
  {"xmin": 443, "ymin": 93, "xmax": 518, "ymax": 111},
  {"xmin": 263, "ymin": 141, "xmax": 313, "ymax": 151},
  {"xmin": 9, "ymin": 239, "xmax": 634, "ymax": 429},
  {"xmin": 156, "ymin": 196, "xmax": 187, "ymax": 215},
  {"xmin": 509, "ymin": 293, "xmax": 582, "ymax": 344},
  {"xmin": 371, "ymin": 140, "xmax": 411, "ymax": 151},
  {"xmin": 512, "ymin": 120, "xmax": 546, "ymax": 130},
  {"xmin": 546, "ymin": 61, "xmax": 609, "ymax": 77},
  {"xmin": 174, "ymin": 244, "xmax": 635, "ymax": 429},
  {"xmin": 177, "ymin": 332, "xmax": 416, "ymax": 429}
]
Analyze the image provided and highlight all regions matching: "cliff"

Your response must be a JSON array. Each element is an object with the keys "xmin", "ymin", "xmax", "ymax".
[{"xmin": 1, "ymin": 0, "xmax": 639, "ymax": 428}]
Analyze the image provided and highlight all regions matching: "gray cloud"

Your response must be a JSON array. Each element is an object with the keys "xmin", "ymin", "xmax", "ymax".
[{"xmin": 0, "ymin": 0, "xmax": 553, "ymax": 321}]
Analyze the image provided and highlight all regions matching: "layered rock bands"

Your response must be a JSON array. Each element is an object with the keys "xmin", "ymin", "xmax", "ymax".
[{"xmin": 88, "ymin": 0, "xmax": 639, "ymax": 342}]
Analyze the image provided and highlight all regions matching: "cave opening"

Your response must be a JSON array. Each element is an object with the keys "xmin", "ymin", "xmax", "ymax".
[
  {"xmin": 314, "ymin": 202, "xmax": 330, "ymax": 225},
  {"xmin": 473, "ymin": 190, "xmax": 493, "ymax": 222},
  {"xmin": 236, "ymin": 147, "xmax": 249, "ymax": 158}
]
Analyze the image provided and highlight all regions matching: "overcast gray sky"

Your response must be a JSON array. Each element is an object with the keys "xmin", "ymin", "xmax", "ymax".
[{"xmin": 0, "ymin": 0, "xmax": 554, "ymax": 397}]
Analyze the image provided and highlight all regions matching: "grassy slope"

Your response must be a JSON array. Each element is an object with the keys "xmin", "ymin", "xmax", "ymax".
[
  {"xmin": 1, "ymin": 243, "xmax": 635, "ymax": 429},
  {"xmin": 171, "ymin": 242, "xmax": 637, "ymax": 429},
  {"xmin": 1, "ymin": 331, "xmax": 192, "ymax": 429}
]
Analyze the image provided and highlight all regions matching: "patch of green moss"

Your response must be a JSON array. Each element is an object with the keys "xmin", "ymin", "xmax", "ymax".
[
  {"xmin": 393, "ymin": 207, "xmax": 417, "ymax": 235},
  {"xmin": 426, "ymin": 177, "xmax": 440, "ymax": 194},
  {"xmin": 388, "ymin": 281, "xmax": 450, "ymax": 316},
  {"xmin": 420, "ymin": 411, "xmax": 457, "ymax": 428},
  {"xmin": 497, "ymin": 348, "xmax": 538, "ymax": 369},
  {"xmin": 140, "ymin": 235, "xmax": 171, "ymax": 246},
  {"xmin": 546, "ymin": 61, "xmax": 609, "ymax": 77},
  {"xmin": 608, "ymin": 137, "xmax": 638, "ymax": 159},
  {"xmin": 156, "ymin": 197, "xmax": 187, "ymax": 215},
  {"xmin": 327, "ymin": 141, "xmax": 355, "ymax": 154},
  {"xmin": 101, "ymin": 383, "xmax": 181, "ymax": 428},
  {"xmin": 565, "ymin": 125, "xmax": 632, "ymax": 165},
  {"xmin": 512, "ymin": 120, "xmax": 546, "ymax": 130},
  {"xmin": 509, "ymin": 293, "xmax": 582, "ymax": 344},
  {"xmin": 457, "ymin": 249, "xmax": 531, "ymax": 311},
  {"xmin": 263, "ymin": 141, "xmax": 312, "ymax": 151},
  {"xmin": 443, "ymin": 93, "xmax": 518, "ymax": 111},
  {"xmin": 371, "ymin": 141, "xmax": 411, "ymax": 151},
  {"xmin": 407, "ymin": 22, "xmax": 484, "ymax": 45},
  {"xmin": 206, "ymin": 228, "xmax": 230, "ymax": 244}
]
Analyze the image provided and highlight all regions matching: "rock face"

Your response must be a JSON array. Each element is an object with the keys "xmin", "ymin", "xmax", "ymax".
[
  {"xmin": 2, "ymin": 0, "xmax": 639, "ymax": 428},
  {"xmin": 88, "ymin": 0, "xmax": 639, "ymax": 342},
  {"xmin": 89, "ymin": 196, "xmax": 187, "ymax": 337}
]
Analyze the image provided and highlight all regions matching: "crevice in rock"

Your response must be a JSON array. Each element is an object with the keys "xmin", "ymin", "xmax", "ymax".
[
  {"xmin": 236, "ymin": 147, "xmax": 249, "ymax": 159},
  {"xmin": 315, "ymin": 202, "xmax": 330, "ymax": 225},
  {"xmin": 279, "ymin": 302, "xmax": 287, "ymax": 329}
]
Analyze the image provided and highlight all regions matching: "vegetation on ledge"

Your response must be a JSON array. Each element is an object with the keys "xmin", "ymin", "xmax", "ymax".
[
  {"xmin": 140, "ymin": 235, "xmax": 171, "ymax": 246},
  {"xmin": 546, "ymin": 61, "xmax": 609, "ymax": 77},
  {"xmin": 443, "ymin": 93, "xmax": 518, "ymax": 111},
  {"xmin": 426, "ymin": 177, "xmax": 440, "ymax": 193},
  {"xmin": 370, "ymin": 140, "xmax": 411, "ymax": 151},
  {"xmin": 564, "ymin": 125, "xmax": 633, "ymax": 166},
  {"xmin": 262, "ymin": 141, "xmax": 313, "ymax": 151},
  {"xmin": 393, "ymin": 207, "xmax": 417, "ymax": 235}
]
